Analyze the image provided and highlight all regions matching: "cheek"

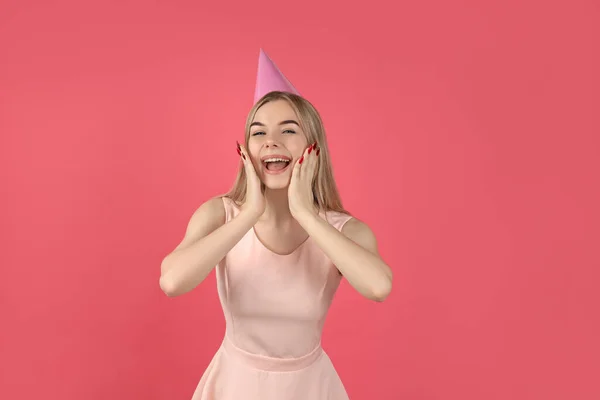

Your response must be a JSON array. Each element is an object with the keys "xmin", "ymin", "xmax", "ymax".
[
  {"xmin": 250, "ymin": 155, "xmax": 262, "ymax": 171},
  {"xmin": 247, "ymin": 141, "xmax": 261, "ymax": 159},
  {"xmin": 288, "ymin": 137, "xmax": 309, "ymax": 157}
]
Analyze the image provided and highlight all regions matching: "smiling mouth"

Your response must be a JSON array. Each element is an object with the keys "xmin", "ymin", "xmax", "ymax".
[{"xmin": 262, "ymin": 157, "xmax": 291, "ymax": 173}]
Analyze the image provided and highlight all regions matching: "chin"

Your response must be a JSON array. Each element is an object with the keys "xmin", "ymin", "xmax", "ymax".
[{"xmin": 260, "ymin": 167, "xmax": 292, "ymax": 190}]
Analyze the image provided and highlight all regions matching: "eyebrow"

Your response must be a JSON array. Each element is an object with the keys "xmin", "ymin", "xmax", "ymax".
[{"xmin": 250, "ymin": 119, "xmax": 299, "ymax": 128}]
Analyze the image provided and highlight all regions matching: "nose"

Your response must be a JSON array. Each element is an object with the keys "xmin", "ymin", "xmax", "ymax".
[{"xmin": 264, "ymin": 141, "xmax": 280, "ymax": 149}]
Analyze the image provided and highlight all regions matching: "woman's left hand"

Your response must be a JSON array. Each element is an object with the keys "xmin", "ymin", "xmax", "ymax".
[{"xmin": 288, "ymin": 142, "xmax": 320, "ymax": 221}]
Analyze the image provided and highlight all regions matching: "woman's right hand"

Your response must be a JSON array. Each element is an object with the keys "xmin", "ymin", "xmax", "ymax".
[{"xmin": 237, "ymin": 141, "xmax": 266, "ymax": 219}]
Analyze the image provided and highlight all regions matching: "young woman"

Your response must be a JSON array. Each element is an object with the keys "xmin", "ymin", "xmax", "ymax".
[{"xmin": 160, "ymin": 51, "xmax": 392, "ymax": 400}]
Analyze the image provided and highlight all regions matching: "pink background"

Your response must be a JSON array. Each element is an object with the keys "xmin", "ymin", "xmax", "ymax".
[{"xmin": 1, "ymin": 0, "xmax": 598, "ymax": 399}]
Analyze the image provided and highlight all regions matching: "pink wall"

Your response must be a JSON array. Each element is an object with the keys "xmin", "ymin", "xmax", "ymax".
[{"xmin": 1, "ymin": 0, "xmax": 598, "ymax": 399}]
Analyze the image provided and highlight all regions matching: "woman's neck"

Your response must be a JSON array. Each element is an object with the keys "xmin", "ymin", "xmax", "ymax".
[{"xmin": 260, "ymin": 188, "xmax": 293, "ymax": 223}]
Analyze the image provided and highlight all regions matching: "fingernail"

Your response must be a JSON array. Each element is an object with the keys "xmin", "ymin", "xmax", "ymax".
[
  {"xmin": 313, "ymin": 142, "xmax": 317, "ymax": 150},
  {"xmin": 299, "ymin": 156, "xmax": 304, "ymax": 164},
  {"xmin": 308, "ymin": 145, "xmax": 313, "ymax": 154},
  {"xmin": 242, "ymin": 154, "xmax": 246, "ymax": 160},
  {"xmin": 237, "ymin": 148, "xmax": 241, "ymax": 156},
  {"xmin": 236, "ymin": 141, "xmax": 241, "ymax": 150},
  {"xmin": 316, "ymin": 149, "xmax": 320, "ymax": 156}
]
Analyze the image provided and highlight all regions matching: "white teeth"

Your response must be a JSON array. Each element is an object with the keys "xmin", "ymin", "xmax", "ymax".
[{"xmin": 263, "ymin": 158, "xmax": 290, "ymax": 163}]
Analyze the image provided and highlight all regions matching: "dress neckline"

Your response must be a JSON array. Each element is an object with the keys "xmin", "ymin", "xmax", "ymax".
[
  {"xmin": 251, "ymin": 225, "xmax": 312, "ymax": 256},
  {"xmin": 226, "ymin": 197, "xmax": 329, "ymax": 257}
]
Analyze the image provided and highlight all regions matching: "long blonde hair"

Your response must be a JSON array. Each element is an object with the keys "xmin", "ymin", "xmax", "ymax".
[{"xmin": 224, "ymin": 91, "xmax": 348, "ymax": 214}]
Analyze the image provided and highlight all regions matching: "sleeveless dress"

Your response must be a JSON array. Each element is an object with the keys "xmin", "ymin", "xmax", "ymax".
[{"xmin": 190, "ymin": 196, "xmax": 353, "ymax": 400}]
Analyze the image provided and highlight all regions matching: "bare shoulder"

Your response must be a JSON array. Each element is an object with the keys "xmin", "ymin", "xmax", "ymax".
[
  {"xmin": 191, "ymin": 196, "xmax": 226, "ymax": 221},
  {"xmin": 187, "ymin": 196, "xmax": 226, "ymax": 232},
  {"xmin": 173, "ymin": 196, "xmax": 226, "ymax": 252},
  {"xmin": 341, "ymin": 217, "xmax": 380, "ymax": 255}
]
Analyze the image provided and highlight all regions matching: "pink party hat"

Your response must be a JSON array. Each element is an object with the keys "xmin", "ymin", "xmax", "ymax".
[{"xmin": 254, "ymin": 48, "xmax": 300, "ymax": 103}]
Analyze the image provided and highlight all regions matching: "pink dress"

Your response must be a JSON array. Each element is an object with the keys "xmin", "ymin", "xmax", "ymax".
[{"xmin": 191, "ymin": 196, "xmax": 353, "ymax": 400}]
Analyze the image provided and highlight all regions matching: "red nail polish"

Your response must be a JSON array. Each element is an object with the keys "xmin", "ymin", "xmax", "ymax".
[
  {"xmin": 237, "ymin": 148, "xmax": 241, "ymax": 156},
  {"xmin": 316, "ymin": 149, "xmax": 320, "ymax": 156},
  {"xmin": 242, "ymin": 154, "xmax": 246, "ymax": 160},
  {"xmin": 308, "ymin": 146, "xmax": 312, "ymax": 154},
  {"xmin": 299, "ymin": 156, "xmax": 304, "ymax": 164},
  {"xmin": 236, "ymin": 141, "xmax": 241, "ymax": 151},
  {"xmin": 313, "ymin": 142, "xmax": 317, "ymax": 150}
]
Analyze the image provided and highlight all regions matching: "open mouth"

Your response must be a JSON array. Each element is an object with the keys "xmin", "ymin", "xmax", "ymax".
[{"xmin": 261, "ymin": 155, "xmax": 291, "ymax": 174}]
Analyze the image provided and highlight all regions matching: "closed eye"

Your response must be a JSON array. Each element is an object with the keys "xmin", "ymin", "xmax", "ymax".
[{"xmin": 251, "ymin": 129, "xmax": 295, "ymax": 136}]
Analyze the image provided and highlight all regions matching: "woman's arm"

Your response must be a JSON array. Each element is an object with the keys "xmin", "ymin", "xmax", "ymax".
[
  {"xmin": 295, "ymin": 213, "xmax": 393, "ymax": 302},
  {"xmin": 159, "ymin": 197, "xmax": 259, "ymax": 297}
]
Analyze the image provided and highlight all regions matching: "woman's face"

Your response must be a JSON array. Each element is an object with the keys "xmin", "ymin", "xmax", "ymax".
[{"xmin": 247, "ymin": 99, "xmax": 309, "ymax": 189}]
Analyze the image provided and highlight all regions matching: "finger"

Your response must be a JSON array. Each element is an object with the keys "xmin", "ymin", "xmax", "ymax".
[
  {"xmin": 310, "ymin": 141, "xmax": 318, "ymax": 162},
  {"xmin": 296, "ymin": 144, "xmax": 312, "ymax": 178},
  {"xmin": 238, "ymin": 142, "xmax": 258, "ymax": 176},
  {"xmin": 302, "ymin": 143, "xmax": 313, "ymax": 161},
  {"xmin": 292, "ymin": 152, "xmax": 303, "ymax": 182},
  {"xmin": 305, "ymin": 142, "xmax": 318, "ymax": 179},
  {"xmin": 236, "ymin": 141, "xmax": 246, "ymax": 161},
  {"xmin": 237, "ymin": 142, "xmax": 250, "ymax": 165}
]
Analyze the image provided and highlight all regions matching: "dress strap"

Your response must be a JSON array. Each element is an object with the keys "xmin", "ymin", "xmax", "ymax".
[
  {"xmin": 323, "ymin": 211, "xmax": 354, "ymax": 232},
  {"xmin": 220, "ymin": 196, "xmax": 240, "ymax": 223}
]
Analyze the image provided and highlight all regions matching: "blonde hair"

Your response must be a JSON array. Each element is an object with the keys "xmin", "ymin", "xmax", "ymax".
[{"xmin": 224, "ymin": 91, "xmax": 348, "ymax": 214}]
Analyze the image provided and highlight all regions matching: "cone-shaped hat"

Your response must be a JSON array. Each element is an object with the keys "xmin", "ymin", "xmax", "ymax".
[{"xmin": 254, "ymin": 49, "xmax": 300, "ymax": 103}]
